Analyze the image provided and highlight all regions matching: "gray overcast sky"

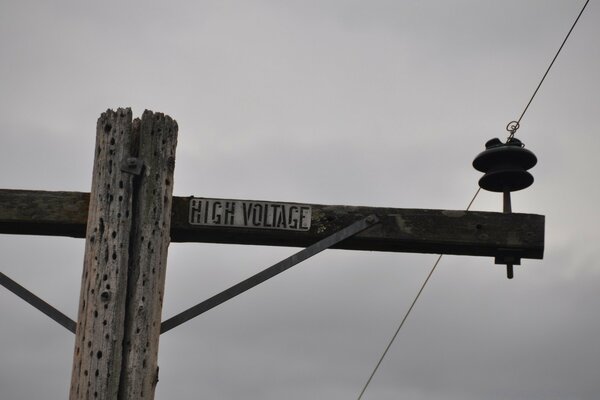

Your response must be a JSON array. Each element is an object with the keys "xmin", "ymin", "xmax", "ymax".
[{"xmin": 1, "ymin": 1, "xmax": 599, "ymax": 399}]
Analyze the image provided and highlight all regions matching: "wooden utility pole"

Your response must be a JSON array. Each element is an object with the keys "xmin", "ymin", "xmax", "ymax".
[
  {"xmin": 0, "ymin": 107, "xmax": 545, "ymax": 399},
  {"xmin": 69, "ymin": 108, "xmax": 177, "ymax": 400}
]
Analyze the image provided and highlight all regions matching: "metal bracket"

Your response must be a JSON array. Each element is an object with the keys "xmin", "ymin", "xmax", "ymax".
[
  {"xmin": 494, "ymin": 248, "xmax": 522, "ymax": 266},
  {"xmin": 0, "ymin": 272, "xmax": 76, "ymax": 333},
  {"xmin": 160, "ymin": 214, "xmax": 380, "ymax": 334},
  {"xmin": 495, "ymin": 248, "xmax": 522, "ymax": 280},
  {"xmin": 120, "ymin": 157, "xmax": 144, "ymax": 175}
]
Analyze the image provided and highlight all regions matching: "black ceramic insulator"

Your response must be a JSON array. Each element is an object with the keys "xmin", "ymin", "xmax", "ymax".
[{"xmin": 473, "ymin": 138, "xmax": 537, "ymax": 193}]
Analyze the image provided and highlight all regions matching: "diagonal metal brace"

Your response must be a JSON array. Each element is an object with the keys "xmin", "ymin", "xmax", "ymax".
[
  {"xmin": 161, "ymin": 214, "xmax": 380, "ymax": 334},
  {"xmin": 0, "ymin": 271, "xmax": 76, "ymax": 333}
]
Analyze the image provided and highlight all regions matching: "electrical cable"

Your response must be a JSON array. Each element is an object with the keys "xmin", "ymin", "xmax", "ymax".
[
  {"xmin": 356, "ymin": 188, "xmax": 480, "ymax": 400},
  {"xmin": 357, "ymin": 1, "xmax": 590, "ymax": 397},
  {"xmin": 508, "ymin": 0, "xmax": 590, "ymax": 140}
]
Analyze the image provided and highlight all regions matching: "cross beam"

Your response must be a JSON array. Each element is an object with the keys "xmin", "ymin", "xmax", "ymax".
[{"xmin": 0, "ymin": 189, "xmax": 543, "ymax": 260}]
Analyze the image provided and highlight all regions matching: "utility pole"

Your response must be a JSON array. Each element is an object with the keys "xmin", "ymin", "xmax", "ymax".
[
  {"xmin": 0, "ymin": 108, "xmax": 544, "ymax": 399},
  {"xmin": 68, "ymin": 108, "xmax": 177, "ymax": 399}
]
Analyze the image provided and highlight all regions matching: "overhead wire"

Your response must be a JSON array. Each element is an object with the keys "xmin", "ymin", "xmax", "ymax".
[
  {"xmin": 512, "ymin": 0, "xmax": 590, "ymax": 133},
  {"xmin": 356, "ymin": 188, "xmax": 480, "ymax": 400},
  {"xmin": 356, "ymin": 1, "xmax": 590, "ymax": 397}
]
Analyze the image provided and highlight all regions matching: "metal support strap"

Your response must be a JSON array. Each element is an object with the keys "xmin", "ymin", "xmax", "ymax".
[
  {"xmin": 161, "ymin": 214, "xmax": 380, "ymax": 334},
  {"xmin": 0, "ymin": 271, "xmax": 76, "ymax": 333}
]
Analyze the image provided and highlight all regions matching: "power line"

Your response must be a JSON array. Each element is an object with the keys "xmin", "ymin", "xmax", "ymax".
[
  {"xmin": 508, "ymin": 0, "xmax": 590, "ymax": 139},
  {"xmin": 356, "ymin": 188, "xmax": 480, "ymax": 400},
  {"xmin": 357, "ymin": 0, "xmax": 590, "ymax": 397}
]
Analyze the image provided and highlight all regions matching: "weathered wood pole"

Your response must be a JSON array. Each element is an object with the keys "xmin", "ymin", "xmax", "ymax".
[{"xmin": 70, "ymin": 108, "xmax": 178, "ymax": 399}]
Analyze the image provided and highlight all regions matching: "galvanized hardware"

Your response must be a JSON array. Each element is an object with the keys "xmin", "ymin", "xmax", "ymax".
[
  {"xmin": 120, "ymin": 156, "xmax": 144, "ymax": 175},
  {"xmin": 160, "ymin": 214, "xmax": 380, "ymax": 334},
  {"xmin": 0, "ymin": 272, "xmax": 76, "ymax": 333},
  {"xmin": 495, "ymin": 249, "xmax": 523, "ymax": 279},
  {"xmin": 506, "ymin": 120, "xmax": 520, "ymax": 141},
  {"xmin": 473, "ymin": 137, "xmax": 537, "ymax": 279}
]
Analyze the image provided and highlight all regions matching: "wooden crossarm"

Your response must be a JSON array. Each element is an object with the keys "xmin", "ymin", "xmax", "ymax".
[{"xmin": 0, "ymin": 189, "xmax": 544, "ymax": 260}]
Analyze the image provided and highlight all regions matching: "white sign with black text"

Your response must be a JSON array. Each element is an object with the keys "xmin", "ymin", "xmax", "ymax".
[{"xmin": 189, "ymin": 198, "xmax": 312, "ymax": 231}]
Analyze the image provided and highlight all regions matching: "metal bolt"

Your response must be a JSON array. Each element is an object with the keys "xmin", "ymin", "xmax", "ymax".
[{"xmin": 366, "ymin": 215, "xmax": 377, "ymax": 224}]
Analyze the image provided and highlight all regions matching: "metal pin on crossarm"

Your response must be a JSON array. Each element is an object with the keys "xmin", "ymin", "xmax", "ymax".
[{"xmin": 473, "ymin": 136, "xmax": 538, "ymax": 279}]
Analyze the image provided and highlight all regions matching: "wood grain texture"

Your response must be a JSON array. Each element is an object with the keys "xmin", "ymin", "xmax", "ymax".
[
  {"xmin": 0, "ymin": 189, "xmax": 89, "ymax": 237},
  {"xmin": 66, "ymin": 109, "xmax": 178, "ymax": 400},
  {"xmin": 70, "ymin": 108, "xmax": 136, "ymax": 400},
  {"xmin": 118, "ymin": 111, "xmax": 177, "ymax": 399},
  {"xmin": 0, "ymin": 191, "xmax": 544, "ymax": 260}
]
